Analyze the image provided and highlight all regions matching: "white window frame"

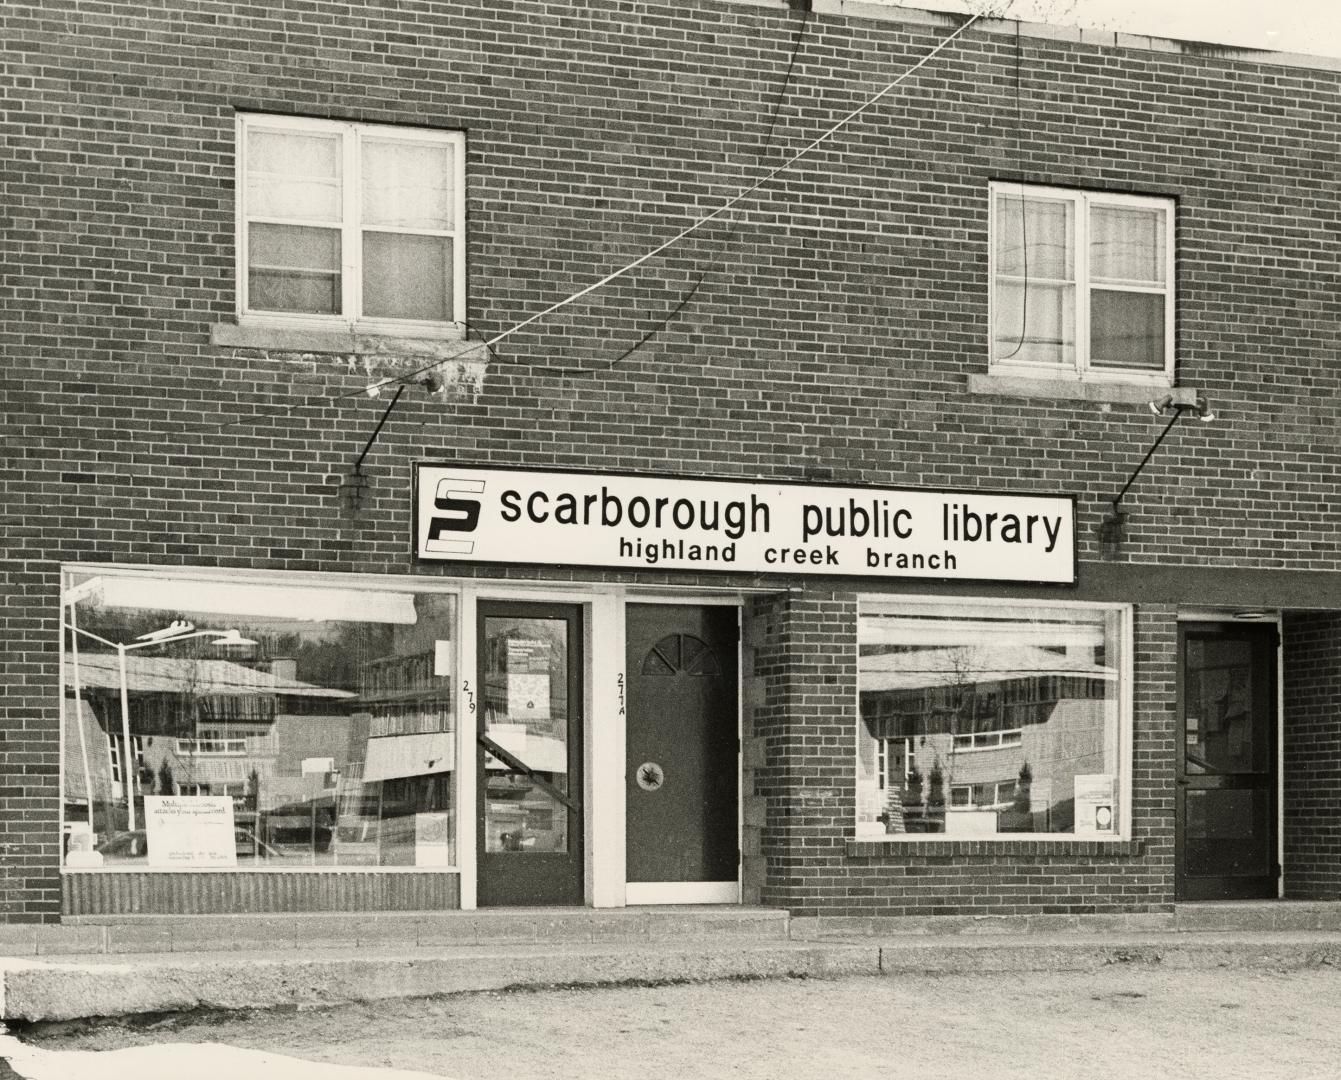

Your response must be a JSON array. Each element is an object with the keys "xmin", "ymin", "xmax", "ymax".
[
  {"xmin": 854, "ymin": 595, "xmax": 1134, "ymax": 843},
  {"xmin": 236, "ymin": 113, "xmax": 467, "ymax": 338},
  {"xmin": 988, "ymin": 182, "xmax": 1175, "ymax": 385}
]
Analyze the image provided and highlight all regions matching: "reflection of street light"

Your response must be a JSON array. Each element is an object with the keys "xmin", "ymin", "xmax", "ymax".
[{"xmin": 61, "ymin": 609, "xmax": 257, "ymax": 832}]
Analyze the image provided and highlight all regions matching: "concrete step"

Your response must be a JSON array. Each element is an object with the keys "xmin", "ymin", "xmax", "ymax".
[
  {"xmin": 3, "ymin": 907, "xmax": 790, "ymax": 958},
  {"xmin": 5, "ymin": 930, "xmax": 1341, "ymax": 1023}
]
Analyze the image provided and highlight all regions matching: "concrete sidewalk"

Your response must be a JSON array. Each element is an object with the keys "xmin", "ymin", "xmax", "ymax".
[{"xmin": 4, "ymin": 903, "xmax": 1341, "ymax": 1024}]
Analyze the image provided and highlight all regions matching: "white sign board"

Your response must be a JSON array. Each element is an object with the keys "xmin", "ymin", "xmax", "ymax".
[
  {"xmin": 1073, "ymin": 774, "xmax": 1116, "ymax": 836},
  {"xmin": 143, "ymin": 795, "xmax": 237, "ymax": 869},
  {"xmin": 414, "ymin": 812, "xmax": 453, "ymax": 868},
  {"xmin": 416, "ymin": 466, "xmax": 1074, "ymax": 583}
]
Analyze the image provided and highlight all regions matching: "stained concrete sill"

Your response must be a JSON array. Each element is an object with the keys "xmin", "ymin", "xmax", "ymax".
[
  {"xmin": 211, "ymin": 322, "xmax": 469, "ymax": 357},
  {"xmin": 966, "ymin": 372, "xmax": 1187, "ymax": 406}
]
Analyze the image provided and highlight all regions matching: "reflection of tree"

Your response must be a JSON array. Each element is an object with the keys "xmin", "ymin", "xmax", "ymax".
[
  {"xmin": 73, "ymin": 609, "xmax": 183, "ymax": 650},
  {"xmin": 268, "ymin": 622, "xmax": 390, "ymax": 691}
]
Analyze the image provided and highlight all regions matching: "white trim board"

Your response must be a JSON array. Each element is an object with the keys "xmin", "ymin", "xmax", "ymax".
[{"xmin": 625, "ymin": 881, "xmax": 740, "ymax": 906}]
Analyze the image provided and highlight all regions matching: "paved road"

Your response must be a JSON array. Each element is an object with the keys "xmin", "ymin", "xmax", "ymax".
[{"xmin": 20, "ymin": 968, "xmax": 1341, "ymax": 1079}]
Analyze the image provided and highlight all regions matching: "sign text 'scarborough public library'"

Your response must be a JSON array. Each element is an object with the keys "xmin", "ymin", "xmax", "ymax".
[{"xmin": 415, "ymin": 466, "xmax": 1076, "ymax": 584}]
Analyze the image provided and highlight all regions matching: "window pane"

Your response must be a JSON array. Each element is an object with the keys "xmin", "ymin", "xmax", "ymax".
[
  {"xmin": 993, "ymin": 281, "xmax": 1075, "ymax": 365},
  {"xmin": 481, "ymin": 617, "xmax": 572, "ymax": 855},
  {"xmin": 248, "ymin": 224, "xmax": 341, "ymax": 314},
  {"xmin": 246, "ymin": 129, "xmax": 342, "ymax": 222},
  {"xmin": 63, "ymin": 575, "xmax": 457, "ymax": 870},
  {"xmin": 1090, "ymin": 205, "xmax": 1165, "ymax": 286},
  {"xmin": 857, "ymin": 602, "xmax": 1122, "ymax": 838},
  {"xmin": 362, "ymin": 138, "xmax": 454, "ymax": 231},
  {"xmin": 362, "ymin": 232, "xmax": 451, "ymax": 321},
  {"xmin": 1090, "ymin": 290, "xmax": 1165, "ymax": 370},
  {"xmin": 994, "ymin": 194, "xmax": 1073, "ymax": 280}
]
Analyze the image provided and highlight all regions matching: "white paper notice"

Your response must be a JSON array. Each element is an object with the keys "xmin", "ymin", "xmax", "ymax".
[
  {"xmin": 143, "ymin": 795, "xmax": 237, "ymax": 868},
  {"xmin": 414, "ymin": 812, "xmax": 452, "ymax": 867},
  {"xmin": 1073, "ymin": 774, "xmax": 1116, "ymax": 835},
  {"xmin": 508, "ymin": 673, "xmax": 551, "ymax": 721}
]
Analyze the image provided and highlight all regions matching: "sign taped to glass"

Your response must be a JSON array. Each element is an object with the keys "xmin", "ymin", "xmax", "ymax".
[{"xmin": 416, "ymin": 465, "xmax": 1076, "ymax": 584}]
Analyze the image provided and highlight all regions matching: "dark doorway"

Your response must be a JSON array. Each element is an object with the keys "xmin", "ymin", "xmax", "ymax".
[
  {"xmin": 476, "ymin": 601, "xmax": 584, "ymax": 906},
  {"xmin": 1176, "ymin": 622, "xmax": 1279, "ymax": 900},
  {"xmin": 625, "ymin": 604, "xmax": 739, "ymax": 889}
]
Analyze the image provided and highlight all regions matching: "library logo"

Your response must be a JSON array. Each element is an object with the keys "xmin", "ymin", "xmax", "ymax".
[{"xmin": 424, "ymin": 476, "xmax": 486, "ymax": 554}]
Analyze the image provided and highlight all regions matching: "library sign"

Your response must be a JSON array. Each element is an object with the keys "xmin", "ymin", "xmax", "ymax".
[{"xmin": 414, "ymin": 466, "xmax": 1075, "ymax": 584}]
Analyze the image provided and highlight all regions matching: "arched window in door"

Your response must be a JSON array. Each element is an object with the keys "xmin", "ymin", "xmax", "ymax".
[{"xmin": 641, "ymin": 633, "xmax": 721, "ymax": 677}]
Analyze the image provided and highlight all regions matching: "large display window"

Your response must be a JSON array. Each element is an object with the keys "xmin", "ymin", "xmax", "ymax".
[
  {"xmin": 856, "ymin": 598, "xmax": 1130, "ymax": 840},
  {"xmin": 61, "ymin": 570, "xmax": 458, "ymax": 870}
]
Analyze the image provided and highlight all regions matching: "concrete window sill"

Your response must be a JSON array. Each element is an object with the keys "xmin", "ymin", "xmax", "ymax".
[
  {"xmin": 846, "ymin": 838, "xmax": 1145, "ymax": 858},
  {"xmin": 967, "ymin": 372, "xmax": 1191, "ymax": 406},
  {"xmin": 211, "ymin": 322, "xmax": 467, "ymax": 356}
]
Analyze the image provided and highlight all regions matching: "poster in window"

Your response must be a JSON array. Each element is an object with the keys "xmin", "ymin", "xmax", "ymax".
[
  {"xmin": 506, "ymin": 638, "xmax": 551, "ymax": 721},
  {"xmin": 414, "ymin": 811, "xmax": 452, "ymax": 867},
  {"xmin": 143, "ymin": 795, "xmax": 238, "ymax": 868},
  {"xmin": 1073, "ymin": 774, "xmax": 1115, "ymax": 835}
]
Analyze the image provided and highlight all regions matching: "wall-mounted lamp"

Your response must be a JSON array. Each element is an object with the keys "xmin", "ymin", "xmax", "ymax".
[
  {"xmin": 1101, "ymin": 392, "xmax": 1216, "ymax": 558},
  {"xmin": 1149, "ymin": 393, "xmax": 1215, "ymax": 422}
]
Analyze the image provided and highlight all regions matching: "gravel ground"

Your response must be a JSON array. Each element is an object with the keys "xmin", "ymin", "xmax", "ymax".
[{"xmin": 23, "ymin": 968, "xmax": 1341, "ymax": 1080}]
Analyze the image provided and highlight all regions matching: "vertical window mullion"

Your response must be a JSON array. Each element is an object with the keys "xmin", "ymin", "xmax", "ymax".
[
  {"xmin": 1076, "ymin": 193, "xmax": 1091, "ymax": 377},
  {"xmin": 237, "ymin": 115, "xmax": 251, "ymax": 318},
  {"xmin": 1164, "ymin": 203, "xmax": 1176, "ymax": 380},
  {"xmin": 454, "ymin": 131, "xmax": 466, "ymax": 325},
  {"xmin": 344, "ymin": 126, "xmax": 360, "ymax": 324}
]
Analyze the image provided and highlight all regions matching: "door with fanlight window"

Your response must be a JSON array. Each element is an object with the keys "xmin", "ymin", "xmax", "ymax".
[
  {"xmin": 476, "ymin": 601, "xmax": 584, "ymax": 906},
  {"xmin": 625, "ymin": 604, "xmax": 739, "ymax": 903},
  {"xmin": 1176, "ymin": 622, "xmax": 1278, "ymax": 900}
]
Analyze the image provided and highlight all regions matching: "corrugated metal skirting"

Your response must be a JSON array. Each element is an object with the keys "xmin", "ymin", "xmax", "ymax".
[{"xmin": 63, "ymin": 871, "xmax": 460, "ymax": 915}]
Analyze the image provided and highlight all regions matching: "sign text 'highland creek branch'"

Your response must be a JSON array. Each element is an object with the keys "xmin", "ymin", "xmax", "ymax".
[{"xmin": 415, "ymin": 466, "xmax": 1075, "ymax": 584}]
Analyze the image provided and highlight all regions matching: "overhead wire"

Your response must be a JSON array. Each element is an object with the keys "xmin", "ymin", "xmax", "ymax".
[
  {"xmin": 211, "ymin": 10, "xmax": 983, "ymax": 429},
  {"xmin": 996, "ymin": 20, "xmax": 1032, "ymax": 362},
  {"xmin": 539, "ymin": 3, "xmax": 815, "ymax": 377}
]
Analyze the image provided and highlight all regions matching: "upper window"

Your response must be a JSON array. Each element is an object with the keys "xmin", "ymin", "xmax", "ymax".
[
  {"xmin": 237, "ymin": 114, "xmax": 465, "ymax": 332},
  {"xmin": 989, "ymin": 184, "xmax": 1174, "ymax": 382}
]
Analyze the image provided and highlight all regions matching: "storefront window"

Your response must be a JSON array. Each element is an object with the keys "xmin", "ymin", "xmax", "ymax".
[
  {"xmin": 856, "ymin": 599, "xmax": 1127, "ymax": 839},
  {"xmin": 61, "ymin": 571, "xmax": 457, "ymax": 870}
]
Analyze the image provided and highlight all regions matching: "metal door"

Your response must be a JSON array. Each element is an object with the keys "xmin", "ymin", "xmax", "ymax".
[
  {"xmin": 625, "ymin": 604, "xmax": 738, "ymax": 887},
  {"xmin": 476, "ymin": 601, "xmax": 584, "ymax": 906},
  {"xmin": 1176, "ymin": 622, "xmax": 1278, "ymax": 900}
]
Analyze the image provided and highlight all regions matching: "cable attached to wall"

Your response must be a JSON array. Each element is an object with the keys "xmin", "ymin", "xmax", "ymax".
[
  {"xmin": 995, "ymin": 21, "xmax": 1031, "ymax": 362},
  {"xmin": 540, "ymin": 3, "xmax": 815, "ymax": 377},
  {"xmin": 213, "ymin": 10, "xmax": 984, "ymax": 430}
]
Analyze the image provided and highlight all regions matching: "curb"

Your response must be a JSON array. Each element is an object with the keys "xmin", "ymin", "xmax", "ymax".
[{"xmin": 4, "ymin": 932, "xmax": 1341, "ymax": 1023}]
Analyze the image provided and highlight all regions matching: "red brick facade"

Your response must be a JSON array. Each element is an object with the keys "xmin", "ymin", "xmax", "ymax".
[
  {"xmin": 1284, "ymin": 613, "xmax": 1341, "ymax": 900},
  {"xmin": 4, "ymin": 0, "xmax": 1341, "ymax": 921}
]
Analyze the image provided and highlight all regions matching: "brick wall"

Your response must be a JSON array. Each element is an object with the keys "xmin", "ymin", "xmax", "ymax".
[
  {"xmin": 1283, "ymin": 612, "xmax": 1341, "ymax": 900},
  {"xmin": 748, "ymin": 597, "xmax": 1175, "ymax": 917},
  {"xmin": 4, "ymin": 0, "xmax": 1341, "ymax": 918}
]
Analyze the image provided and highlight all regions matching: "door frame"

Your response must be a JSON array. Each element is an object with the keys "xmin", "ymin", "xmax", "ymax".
[
  {"xmin": 1174, "ymin": 612, "xmax": 1283, "ymax": 900},
  {"xmin": 623, "ymin": 597, "xmax": 743, "ymax": 906},
  {"xmin": 456, "ymin": 584, "xmax": 745, "ymax": 911},
  {"xmin": 475, "ymin": 598, "xmax": 585, "ymax": 907}
]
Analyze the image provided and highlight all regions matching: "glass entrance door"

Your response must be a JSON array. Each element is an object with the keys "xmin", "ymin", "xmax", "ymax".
[
  {"xmin": 476, "ymin": 601, "xmax": 583, "ymax": 906},
  {"xmin": 1176, "ymin": 622, "xmax": 1278, "ymax": 900}
]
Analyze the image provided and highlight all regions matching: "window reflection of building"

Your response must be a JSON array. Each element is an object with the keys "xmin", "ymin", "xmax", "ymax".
[
  {"xmin": 63, "ymin": 587, "xmax": 459, "ymax": 870},
  {"xmin": 857, "ymin": 608, "xmax": 1122, "ymax": 838}
]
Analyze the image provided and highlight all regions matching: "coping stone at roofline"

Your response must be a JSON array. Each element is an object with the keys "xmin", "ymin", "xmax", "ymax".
[{"xmin": 749, "ymin": 0, "xmax": 1341, "ymax": 76}]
